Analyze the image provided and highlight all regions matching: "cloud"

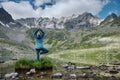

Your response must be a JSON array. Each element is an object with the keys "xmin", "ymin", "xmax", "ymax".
[
  {"xmin": 42, "ymin": 0, "xmax": 109, "ymax": 17},
  {"xmin": 34, "ymin": 0, "xmax": 51, "ymax": 7},
  {"xmin": 1, "ymin": 0, "xmax": 109, "ymax": 19},
  {"xmin": 1, "ymin": 1, "xmax": 42, "ymax": 19},
  {"xmin": 0, "ymin": 3, "xmax": 2, "ymax": 8}
]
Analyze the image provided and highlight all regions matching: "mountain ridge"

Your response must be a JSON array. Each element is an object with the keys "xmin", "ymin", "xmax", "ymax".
[
  {"xmin": 1, "ymin": 7, "xmax": 119, "ymax": 30},
  {"xmin": 0, "ymin": 8, "xmax": 14, "ymax": 24},
  {"xmin": 0, "ymin": 8, "xmax": 120, "ymax": 60}
]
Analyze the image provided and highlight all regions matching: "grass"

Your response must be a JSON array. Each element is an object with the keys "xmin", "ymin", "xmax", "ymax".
[
  {"xmin": 15, "ymin": 57, "xmax": 53, "ymax": 70},
  {"xmin": 48, "ymin": 44, "xmax": 120, "ymax": 65},
  {"xmin": 115, "ymin": 53, "xmax": 120, "ymax": 60}
]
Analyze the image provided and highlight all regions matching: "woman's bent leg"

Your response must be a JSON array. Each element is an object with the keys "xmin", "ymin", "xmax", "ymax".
[{"xmin": 40, "ymin": 48, "xmax": 48, "ymax": 54}]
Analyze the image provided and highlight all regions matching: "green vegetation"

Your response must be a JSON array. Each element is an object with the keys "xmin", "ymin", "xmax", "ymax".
[
  {"xmin": 26, "ymin": 26, "xmax": 120, "ymax": 54},
  {"xmin": 15, "ymin": 57, "xmax": 53, "ymax": 70},
  {"xmin": 56, "ymin": 46, "xmax": 120, "ymax": 65},
  {"xmin": 115, "ymin": 53, "xmax": 120, "ymax": 60},
  {"xmin": 0, "ymin": 49, "xmax": 13, "ymax": 60},
  {"xmin": 18, "ymin": 21, "xmax": 120, "ymax": 65}
]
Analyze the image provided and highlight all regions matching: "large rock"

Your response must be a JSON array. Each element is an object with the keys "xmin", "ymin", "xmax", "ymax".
[
  {"xmin": 26, "ymin": 68, "xmax": 36, "ymax": 76},
  {"xmin": 51, "ymin": 72, "xmax": 63, "ymax": 79},
  {"xmin": 30, "ymin": 68, "xmax": 36, "ymax": 74},
  {"xmin": 4, "ymin": 72, "xmax": 18, "ymax": 79},
  {"xmin": 0, "ymin": 60, "xmax": 5, "ymax": 63}
]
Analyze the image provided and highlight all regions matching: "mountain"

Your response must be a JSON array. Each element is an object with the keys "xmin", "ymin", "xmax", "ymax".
[
  {"xmin": 0, "ymin": 8, "xmax": 102, "ymax": 29},
  {"xmin": 14, "ymin": 12, "xmax": 102, "ymax": 29},
  {"xmin": 0, "ymin": 8, "xmax": 25, "ymax": 42},
  {"xmin": 0, "ymin": 8, "xmax": 38, "ymax": 59},
  {"xmin": 111, "ymin": 16, "xmax": 120, "ymax": 27},
  {"xmin": 15, "ymin": 17, "xmax": 65, "ymax": 29},
  {"xmin": 0, "ymin": 8, "xmax": 29, "ymax": 30},
  {"xmin": 15, "ymin": 18, "xmax": 36, "ymax": 28},
  {"xmin": 64, "ymin": 12, "xmax": 101, "ymax": 29},
  {"xmin": 25, "ymin": 12, "xmax": 120, "ymax": 53},
  {"xmin": 1, "ymin": 8, "xmax": 120, "ymax": 61},
  {"xmin": 100, "ymin": 13, "xmax": 117, "ymax": 27},
  {"xmin": 0, "ymin": 8, "xmax": 14, "ymax": 24},
  {"xmin": 0, "ymin": 25, "xmax": 9, "ymax": 39}
]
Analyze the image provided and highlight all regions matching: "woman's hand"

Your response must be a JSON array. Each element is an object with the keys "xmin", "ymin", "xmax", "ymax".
[{"xmin": 37, "ymin": 25, "xmax": 41, "ymax": 29}]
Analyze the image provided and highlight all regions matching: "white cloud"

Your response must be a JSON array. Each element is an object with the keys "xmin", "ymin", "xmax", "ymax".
[
  {"xmin": 34, "ymin": 0, "xmax": 51, "ymax": 7},
  {"xmin": 1, "ymin": 0, "xmax": 109, "ymax": 19},
  {"xmin": 42, "ymin": 0, "xmax": 109, "ymax": 18},
  {"xmin": 0, "ymin": 3, "xmax": 2, "ymax": 8},
  {"xmin": 2, "ymin": 1, "xmax": 42, "ymax": 19}
]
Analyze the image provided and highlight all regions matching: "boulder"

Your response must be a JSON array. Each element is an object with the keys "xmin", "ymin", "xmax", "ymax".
[
  {"xmin": 38, "ymin": 72, "xmax": 48, "ymax": 78},
  {"xmin": 0, "ymin": 60, "xmax": 5, "ymax": 63},
  {"xmin": 26, "ymin": 68, "xmax": 36, "ymax": 76},
  {"xmin": 69, "ymin": 74, "xmax": 77, "ymax": 79},
  {"xmin": 76, "ymin": 66, "xmax": 90, "ymax": 69},
  {"xmin": 51, "ymin": 72, "xmax": 63, "ymax": 79},
  {"xmin": 0, "ymin": 73, "xmax": 3, "ymax": 79},
  {"xmin": 66, "ymin": 66, "xmax": 75, "ymax": 71},
  {"xmin": 26, "ymin": 72, "xmax": 31, "ymax": 75},
  {"xmin": 4, "ymin": 72, "xmax": 18, "ymax": 80},
  {"xmin": 109, "ymin": 70, "xmax": 119, "ymax": 74},
  {"xmin": 30, "ymin": 68, "xmax": 36, "ymax": 74},
  {"xmin": 62, "ymin": 64, "xmax": 69, "ymax": 68},
  {"xmin": 99, "ymin": 65, "xmax": 108, "ymax": 70}
]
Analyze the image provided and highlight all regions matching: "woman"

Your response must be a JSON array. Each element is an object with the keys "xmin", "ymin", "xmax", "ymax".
[{"xmin": 34, "ymin": 26, "xmax": 48, "ymax": 61}]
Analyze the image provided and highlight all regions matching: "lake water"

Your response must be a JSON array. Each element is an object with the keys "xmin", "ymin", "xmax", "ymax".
[{"xmin": 0, "ymin": 52, "xmax": 36, "ymax": 79}]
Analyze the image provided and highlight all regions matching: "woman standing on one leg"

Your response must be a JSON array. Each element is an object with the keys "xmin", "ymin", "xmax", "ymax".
[{"xmin": 34, "ymin": 26, "xmax": 48, "ymax": 61}]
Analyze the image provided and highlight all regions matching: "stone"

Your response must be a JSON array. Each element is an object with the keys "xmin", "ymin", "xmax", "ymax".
[
  {"xmin": 51, "ymin": 72, "xmax": 63, "ymax": 79},
  {"xmin": 30, "ymin": 68, "xmax": 36, "ymax": 74},
  {"xmin": 109, "ymin": 70, "xmax": 119, "ymax": 74},
  {"xmin": 99, "ymin": 65, "xmax": 108, "ymax": 70},
  {"xmin": 26, "ymin": 68, "xmax": 36, "ymax": 77},
  {"xmin": 62, "ymin": 64, "xmax": 69, "ymax": 68},
  {"xmin": 0, "ymin": 60, "xmax": 5, "ymax": 63},
  {"xmin": 40, "ymin": 72, "xmax": 47, "ymax": 76},
  {"xmin": 26, "ymin": 72, "xmax": 31, "ymax": 75},
  {"xmin": 0, "ymin": 73, "xmax": 3, "ymax": 79},
  {"xmin": 67, "ymin": 66, "xmax": 75, "ymax": 71},
  {"xmin": 11, "ymin": 58, "xmax": 17, "ymax": 61},
  {"xmin": 76, "ymin": 66, "xmax": 90, "ymax": 69},
  {"xmin": 4, "ymin": 72, "xmax": 18, "ymax": 80},
  {"xmin": 69, "ymin": 73, "xmax": 77, "ymax": 79}
]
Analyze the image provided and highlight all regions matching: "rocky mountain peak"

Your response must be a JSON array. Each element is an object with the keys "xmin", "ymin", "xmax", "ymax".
[
  {"xmin": 82, "ymin": 12, "xmax": 94, "ymax": 17},
  {"xmin": 100, "ymin": 13, "xmax": 118, "ymax": 26},
  {"xmin": 64, "ymin": 12, "xmax": 101, "ymax": 29},
  {"xmin": 106, "ymin": 13, "xmax": 117, "ymax": 20},
  {"xmin": 0, "ymin": 8, "xmax": 14, "ymax": 24}
]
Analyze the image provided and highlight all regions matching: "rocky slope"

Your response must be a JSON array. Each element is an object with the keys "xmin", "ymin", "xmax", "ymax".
[
  {"xmin": 0, "ymin": 8, "xmax": 14, "ymax": 24},
  {"xmin": 0, "ymin": 7, "xmax": 120, "ymax": 59},
  {"xmin": 64, "ymin": 12, "xmax": 101, "ymax": 29},
  {"xmin": 100, "ymin": 13, "xmax": 118, "ymax": 27},
  {"xmin": 15, "ymin": 12, "xmax": 101, "ymax": 29}
]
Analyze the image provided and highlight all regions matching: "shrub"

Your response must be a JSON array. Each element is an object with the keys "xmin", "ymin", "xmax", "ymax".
[
  {"xmin": 15, "ymin": 57, "xmax": 52, "ymax": 70},
  {"xmin": 15, "ymin": 59, "xmax": 34, "ymax": 69}
]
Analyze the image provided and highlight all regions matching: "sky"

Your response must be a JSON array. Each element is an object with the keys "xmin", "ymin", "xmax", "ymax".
[{"xmin": 0, "ymin": 0, "xmax": 120, "ymax": 19}]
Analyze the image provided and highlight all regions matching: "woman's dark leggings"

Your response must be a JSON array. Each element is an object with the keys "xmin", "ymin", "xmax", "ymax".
[{"xmin": 35, "ymin": 48, "xmax": 48, "ymax": 61}]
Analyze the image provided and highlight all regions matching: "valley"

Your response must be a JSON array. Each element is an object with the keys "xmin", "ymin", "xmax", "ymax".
[{"xmin": 0, "ymin": 7, "xmax": 120, "ymax": 80}]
